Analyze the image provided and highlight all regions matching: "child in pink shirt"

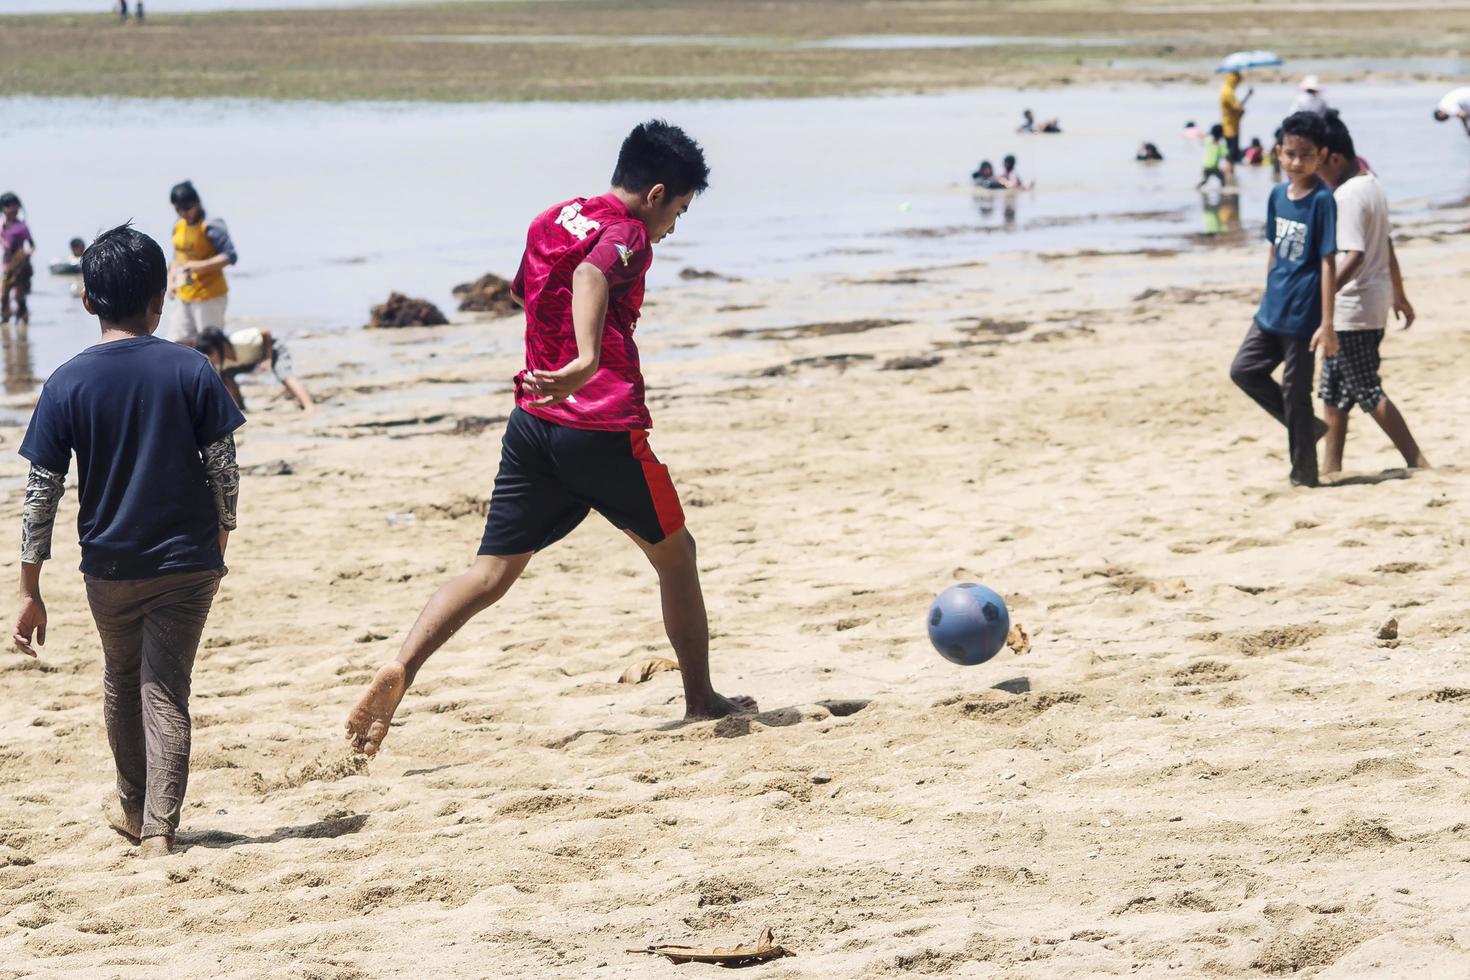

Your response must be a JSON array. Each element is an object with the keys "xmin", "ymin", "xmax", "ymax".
[{"xmin": 344, "ymin": 121, "xmax": 756, "ymax": 756}]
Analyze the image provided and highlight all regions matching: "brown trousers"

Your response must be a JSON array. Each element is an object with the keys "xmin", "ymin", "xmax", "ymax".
[{"xmin": 85, "ymin": 569, "xmax": 221, "ymax": 839}]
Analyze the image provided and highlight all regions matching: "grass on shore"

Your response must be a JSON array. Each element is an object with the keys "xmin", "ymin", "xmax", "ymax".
[{"xmin": 1, "ymin": 0, "xmax": 1467, "ymax": 102}]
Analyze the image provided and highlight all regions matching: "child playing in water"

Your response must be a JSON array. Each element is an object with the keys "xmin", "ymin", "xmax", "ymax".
[
  {"xmin": 196, "ymin": 326, "xmax": 316, "ymax": 413},
  {"xmin": 1, "ymin": 193, "xmax": 35, "ymax": 325},
  {"xmin": 14, "ymin": 225, "xmax": 243, "ymax": 856},
  {"xmin": 998, "ymin": 155, "xmax": 1031, "ymax": 190},
  {"xmin": 1229, "ymin": 112, "xmax": 1338, "ymax": 487},
  {"xmin": 344, "ymin": 120, "xmax": 756, "ymax": 758},
  {"xmin": 1197, "ymin": 126, "xmax": 1229, "ymax": 188}
]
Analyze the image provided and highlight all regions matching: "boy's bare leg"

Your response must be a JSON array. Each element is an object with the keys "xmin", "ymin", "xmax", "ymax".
[
  {"xmin": 283, "ymin": 377, "xmax": 316, "ymax": 413},
  {"xmin": 627, "ymin": 528, "xmax": 756, "ymax": 720},
  {"xmin": 345, "ymin": 552, "xmax": 530, "ymax": 756},
  {"xmin": 1322, "ymin": 405, "xmax": 1350, "ymax": 475},
  {"xmin": 1369, "ymin": 397, "xmax": 1430, "ymax": 469}
]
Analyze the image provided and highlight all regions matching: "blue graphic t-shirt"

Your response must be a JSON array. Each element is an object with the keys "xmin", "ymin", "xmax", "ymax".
[
  {"xmin": 19, "ymin": 336, "xmax": 245, "ymax": 580},
  {"xmin": 1256, "ymin": 179, "xmax": 1337, "ymax": 338}
]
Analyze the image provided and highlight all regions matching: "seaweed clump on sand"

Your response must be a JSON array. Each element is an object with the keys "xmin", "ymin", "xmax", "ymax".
[
  {"xmin": 452, "ymin": 273, "xmax": 521, "ymax": 316},
  {"xmin": 367, "ymin": 292, "xmax": 448, "ymax": 329}
]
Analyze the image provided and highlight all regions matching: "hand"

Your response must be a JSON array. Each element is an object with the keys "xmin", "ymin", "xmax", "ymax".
[
  {"xmin": 526, "ymin": 358, "xmax": 598, "ymax": 407},
  {"xmin": 1310, "ymin": 324, "xmax": 1339, "ymax": 357},
  {"xmin": 1392, "ymin": 294, "xmax": 1415, "ymax": 330},
  {"xmin": 14, "ymin": 595, "xmax": 46, "ymax": 658}
]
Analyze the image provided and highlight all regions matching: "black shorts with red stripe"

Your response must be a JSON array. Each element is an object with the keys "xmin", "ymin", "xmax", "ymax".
[{"xmin": 478, "ymin": 407, "xmax": 686, "ymax": 555}]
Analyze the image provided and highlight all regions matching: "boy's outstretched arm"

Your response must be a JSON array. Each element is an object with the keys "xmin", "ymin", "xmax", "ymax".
[
  {"xmin": 14, "ymin": 463, "xmax": 63, "ymax": 657},
  {"xmin": 1312, "ymin": 253, "xmax": 1338, "ymax": 356},
  {"xmin": 528, "ymin": 262, "xmax": 607, "ymax": 405}
]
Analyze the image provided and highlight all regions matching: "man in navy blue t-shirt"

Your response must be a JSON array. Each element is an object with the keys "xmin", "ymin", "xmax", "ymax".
[
  {"xmin": 1229, "ymin": 112, "xmax": 1339, "ymax": 487},
  {"xmin": 13, "ymin": 225, "xmax": 244, "ymax": 856}
]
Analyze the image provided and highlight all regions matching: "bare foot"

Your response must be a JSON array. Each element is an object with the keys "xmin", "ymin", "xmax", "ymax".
[
  {"xmin": 1409, "ymin": 454, "xmax": 1432, "ymax": 470},
  {"xmin": 138, "ymin": 835, "xmax": 173, "ymax": 857},
  {"xmin": 101, "ymin": 795, "xmax": 141, "ymax": 844},
  {"xmin": 345, "ymin": 661, "xmax": 408, "ymax": 757},
  {"xmin": 685, "ymin": 692, "xmax": 758, "ymax": 720}
]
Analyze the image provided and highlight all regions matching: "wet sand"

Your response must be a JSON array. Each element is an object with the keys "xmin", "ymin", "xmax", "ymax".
[
  {"xmin": 2, "ymin": 0, "xmax": 1468, "ymax": 101},
  {"xmin": 2, "ymin": 221, "xmax": 1470, "ymax": 975}
]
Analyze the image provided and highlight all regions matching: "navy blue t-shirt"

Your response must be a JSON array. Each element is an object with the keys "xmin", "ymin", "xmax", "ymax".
[
  {"xmin": 19, "ymin": 336, "xmax": 245, "ymax": 580},
  {"xmin": 1256, "ymin": 179, "xmax": 1337, "ymax": 338}
]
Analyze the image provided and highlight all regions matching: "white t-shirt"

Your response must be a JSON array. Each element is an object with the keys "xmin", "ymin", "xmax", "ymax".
[
  {"xmin": 1439, "ymin": 87, "xmax": 1470, "ymax": 116},
  {"xmin": 222, "ymin": 326, "xmax": 266, "ymax": 371},
  {"xmin": 1334, "ymin": 172, "xmax": 1392, "ymax": 332}
]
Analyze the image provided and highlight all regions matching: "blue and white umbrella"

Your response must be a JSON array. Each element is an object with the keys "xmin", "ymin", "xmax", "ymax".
[{"xmin": 1217, "ymin": 50, "xmax": 1283, "ymax": 73}]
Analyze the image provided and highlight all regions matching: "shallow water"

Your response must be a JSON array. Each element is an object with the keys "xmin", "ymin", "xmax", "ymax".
[
  {"xmin": 5, "ymin": 0, "xmax": 443, "ymax": 12},
  {"xmin": 1, "ymin": 81, "xmax": 1466, "ymax": 394}
]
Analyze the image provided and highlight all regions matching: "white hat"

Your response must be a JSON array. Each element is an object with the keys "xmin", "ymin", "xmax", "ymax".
[{"xmin": 1300, "ymin": 75, "xmax": 1322, "ymax": 91}]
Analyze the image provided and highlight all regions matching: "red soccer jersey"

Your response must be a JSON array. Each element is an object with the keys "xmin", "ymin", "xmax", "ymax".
[{"xmin": 512, "ymin": 194, "xmax": 654, "ymax": 431}]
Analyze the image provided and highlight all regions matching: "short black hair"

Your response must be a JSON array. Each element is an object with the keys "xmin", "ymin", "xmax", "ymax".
[
  {"xmin": 170, "ymin": 180, "xmax": 201, "ymax": 208},
  {"xmin": 1322, "ymin": 110, "xmax": 1356, "ymax": 162},
  {"xmin": 1280, "ymin": 111, "xmax": 1329, "ymax": 149},
  {"xmin": 1003, "ymin": 154, "xmax": 1016, "ymax": 168},
  {"xmin": 0, "ymin": 192, "xmax": 19, "ymax": 210},
  {"xmin": 81, "ymin": 224, "xmax": 167, "ymax": 323},
  {"xmin": 196, "ymin": 327, "xmax": 231, "ymax": 360},
  {"xmin": 610, "ymin": 120, "xmax": 710, "ymax": 198},
  {"xmin": 69, "ymin": 237, "xmax": 86, "ymax": 251},
  {"xmin": 1209, "ymin": 123, "xmax": 1224, "ymax": 139}
]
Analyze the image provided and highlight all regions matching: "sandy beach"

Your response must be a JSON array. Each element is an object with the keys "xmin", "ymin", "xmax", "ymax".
[{"xmin": 2, "ymin": 201, "xmax": 1469, "ymax": 975}]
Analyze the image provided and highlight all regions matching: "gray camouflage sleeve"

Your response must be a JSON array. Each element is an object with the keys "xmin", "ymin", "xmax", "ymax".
[
  {"xmin": 202, "ymin": 433, "xmax": 239, "ymax": 531},
  {"xmin": 20, "ymin": 463, "xmax": 65, "ymax": 564}
]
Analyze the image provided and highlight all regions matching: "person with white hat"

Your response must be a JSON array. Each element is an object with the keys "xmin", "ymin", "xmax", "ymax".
[
  {"xmin": 1432, "ymin": 87, "xmax": 1470, "ymax": 139},
  {"xmin": 1290, "ymin": 76, "xmax": 1329, "ymax": 116}
]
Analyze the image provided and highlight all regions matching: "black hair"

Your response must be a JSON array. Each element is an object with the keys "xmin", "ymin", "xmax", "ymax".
[
  {"xmin": 1322, "ymin": 110, "xmax": 1356, "ymax": 162},
  {"xmin": 80, "ymin": 223, "xmax": 167, "ymax": 323},
  {"xmin": 1249, "ymin": 137, "xmax": 1262, "ymax": 147},
  {"xmin": 610, "ymin": 120, "xmax": 710, "ymax": 198},
  {"xmin": 1003, "ymin": 154, "xmax": 1017, "ymax": 169},
  {"xmin": 170, "ymin": 180, "xmax": 201, "ymax": 208},
  {"xmin": 1184, "ymin": 120, "xmax": 1196, "ymax": 128},
  {"xmin": 1209, "ymin": 124, "xmax": 1224, "ymax": 139},
  {"xmin": 196, "ymin": 326, "xmax": 231, "ymax": 360},
  {"xmin": 69, "ymin": 237, "xmax": 86, "ymax": 251},
  {"xmin": 0, "ymin": 192, "xmax": 20, "ymax": 210},
  {"xmin": 1280, "ymin": 111, "xmax": 1329, "ymax": 150}
]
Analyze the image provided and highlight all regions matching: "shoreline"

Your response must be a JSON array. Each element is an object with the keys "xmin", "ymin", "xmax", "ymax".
[{"xmin": 2, "ymin": 0, "xmax": 1467, "ymax": 102}]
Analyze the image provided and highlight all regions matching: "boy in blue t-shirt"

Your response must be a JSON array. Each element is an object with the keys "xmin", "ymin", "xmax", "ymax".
[
  {"xmin": 13, "ymin": 225, "xmax": 244, "ymax": 856},
  {"xmin": 1229, "ymin": 112, "xmax": 1339, "ymax": 487}
]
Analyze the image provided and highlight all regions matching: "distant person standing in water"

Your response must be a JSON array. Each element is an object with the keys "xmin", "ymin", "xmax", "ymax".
[
  {"xmin": 136, "ymin": 1, "xmax": 144, "ymax": 22},
  {"xmin": 1219, "ymin": 71, "xmax": 1253, "ymax": 163},
  {"xmin": 1017, "ymin": 110, "xmax": 1036, "ymax": 134},
  {"xmin": 1289, "ymin": 76, "xmax": 1329, "ymax": 116},
  {"xmin": 998, "ymin": 155, "xmax": 1032, "ymax": 189},
  {"xmin": 117, "ymin": 0, "xmax": 128, "ymax": 21},
  {"xmin": 1432, "ymin": 87, "xmax": 1470, "ymax": 139},
  {"xmin": 1, "ymin": 193, "xmax": 35, "ymax": 326},
  {"xmin": 167, "ymin": 181, "xmax": 237, "ymax": 341},
  {"xmin": 1197, "ymin": 125, "xmax": 1229, "ymax": 188}
]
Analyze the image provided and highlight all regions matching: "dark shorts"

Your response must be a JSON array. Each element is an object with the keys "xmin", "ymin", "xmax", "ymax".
[
  {"xmin": 1319, "ymin": 330, "xmax": 1385, "ymax": 413},
  {"xmin": 479, "ymin": 408, "xmax": 686, "ymax": 555}
]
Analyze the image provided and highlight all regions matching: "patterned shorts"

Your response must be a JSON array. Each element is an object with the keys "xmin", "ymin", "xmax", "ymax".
[{"xmin": 1319, "ymin": 330, "xmax": 1385, "ymax": 413}]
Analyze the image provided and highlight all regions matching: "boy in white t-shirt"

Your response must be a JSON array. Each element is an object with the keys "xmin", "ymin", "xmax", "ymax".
[
  {"xmin": 1317, "ymin": 113, "xmax": 1429, "ymax": 476},
  {"xmin": 1432, "ymin": 87, "xmax": 1470, "ymax": 139},
  {"xmin": 195, "ymin": 326, "xmax": 316, "ymax": 413}
]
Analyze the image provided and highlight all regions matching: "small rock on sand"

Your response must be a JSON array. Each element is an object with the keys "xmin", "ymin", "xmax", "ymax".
[
  {"xmin": 810, "ymin": 770, "xmax": 832, "ymax": 784},
  {"xmin": 1378, "ymin": 617, "xmax": 1399, "ymax": 641}
]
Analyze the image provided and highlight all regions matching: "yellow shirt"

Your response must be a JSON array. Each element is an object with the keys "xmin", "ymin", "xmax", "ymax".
[
  {"xmin": 1219, "ymin": 76, "xmax": 1244, "ymax": 138},
  {"xmin": 173, "ymin": 218, "xmax": 228, "ymax": 303}
]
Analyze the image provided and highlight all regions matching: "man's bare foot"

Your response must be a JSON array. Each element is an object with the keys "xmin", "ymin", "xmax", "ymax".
[
  {"xmin": 138, "ymin": 835, "xmax": 173, "ymax": 857},
  {"xmin": 102, "ymin": 795, "xmax": 141, "ymax": 844},
  {"xmin": 1409, "ymin": 454, "xmax": 1432, "ymax": 469},
  {"xmin": 345, "ymin": 661, "xmax": 408, "ymax": 756},
  {"xmin": 685, "ymin": 692, "xmax": 758, "ymax": 720}
]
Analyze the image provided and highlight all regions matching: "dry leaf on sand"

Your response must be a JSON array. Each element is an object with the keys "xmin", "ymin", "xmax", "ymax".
[
  {"xmin": 1007, "ymin": 622, "xmax": 1032, "ymax": 655},
  {"xmin": 628, "ymin": 926, "xmax": 793, "ymax": 965},
  {"xmin": 618, "ymin": 657, "xmax": 681, "ymax": 685}
]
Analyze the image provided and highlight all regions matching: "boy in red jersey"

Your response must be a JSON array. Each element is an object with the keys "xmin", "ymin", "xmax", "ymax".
[{"xmin": 345, "ymin": 121, "xmax": 755, "ymax": 756}]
